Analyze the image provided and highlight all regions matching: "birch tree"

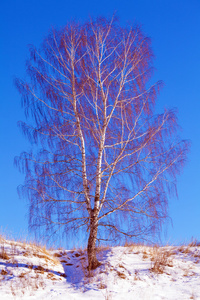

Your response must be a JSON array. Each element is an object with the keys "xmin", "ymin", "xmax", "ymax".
[{"xmin": 15, "ymin": 17, "xmax": 189, "ymax": 270}]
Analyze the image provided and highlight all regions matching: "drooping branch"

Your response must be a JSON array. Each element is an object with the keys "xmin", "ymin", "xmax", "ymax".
[{"xmin": 15, "ymin": 16, "xmax": 189, "ymax": 253}]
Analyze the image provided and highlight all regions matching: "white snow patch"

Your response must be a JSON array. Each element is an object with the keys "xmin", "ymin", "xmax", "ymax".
[{"xmin": 0, "ymin": 237, "xmax": 200, "ymax": 299}]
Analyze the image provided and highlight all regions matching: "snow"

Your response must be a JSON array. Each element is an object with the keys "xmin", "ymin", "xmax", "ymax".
[{"xmin": 0, "ymin": 236, "xmax": 200, "ymax": 299}]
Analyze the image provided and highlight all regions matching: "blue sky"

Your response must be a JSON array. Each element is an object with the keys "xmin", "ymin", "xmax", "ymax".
[{"xmin": 0, "ymin": 0, "xmax": 200, "ymax": 246}]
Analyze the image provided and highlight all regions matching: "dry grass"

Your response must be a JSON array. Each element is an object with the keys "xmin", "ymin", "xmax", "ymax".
[
  {"xmin": 124, "ymin": 241, "xmax": 144, "ymax": 248},
  {"xmin": 0, "ymin": 233, "xmax": 59, "ymax": 265},
  {"xmin": 16, "ymin": 241, "xmax": 60, "ymax": 266},
  {"xmin": 10, "ymin": 272, "xmax": 46, "ymax": 297},
  {"xmin": 102, "ymin": 288, "xmax": 113, "ymax": 300},
  {"xmin": 1, "ymin": 235, "xmax": 199, "ymax": 297},
  {"xmin": 190, "ymin": 291, "xmax": 197, "ymax": 299},
  {"xmin": 33, "ymin": 252, "xmax": 60, "ymax": 266},
  {"xmin": 0, "ymin": 235, "xmax": 6, "ymax": 243},
  {"xmin": 116, "ymin": 270, "xmax": 126, "ymax": 279},
  {"xmin": 98, "ymin": 282, "xmax": 107, "ymax": 289},
  {"xmin": 96, "ymin": 245, "xmax": 110, "ymax": 254},
  {"xmin": 177, "ymin": 244, "xmax": 200, "ymax": 264},
  {"xmin": 53, "ymin": 252, "xmax": 63, "ymax": 258},
  {"xmin": 0, "ymin": 245, "xmax": 10, "ymax": 260},
  {"xmin": 188, "ymin": 239, "xmax": 200, "ymax": 247},
  {"xmin": 134, "ymin": 270, "xmax": 140, "ymax": 280},
  {"xmin": 142, "ymin": 250, "xmax": 149, "ymax": 260},
  {"xmin": 123, "ymin": 241, "xmax": 145, "ymax": 254},
  {"xmin": 0, "ymin": 234, "xmax": 64, "ymax": 298},
  {"xmin": 1, "ymin": 269, "xmax": 8, "ymax": 276},
  {"xmin": 178, "ymin": 245, "xmax": 192, "ymax": 255},
  {"xmin": 150, "ymin": 247, "xmax": 173, "ymax": 274}
]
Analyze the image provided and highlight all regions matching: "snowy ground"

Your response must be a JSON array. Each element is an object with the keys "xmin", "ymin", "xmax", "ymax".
[{"xmin": 0, "ymin": 235, "xmax": 200, "ymax": 299}]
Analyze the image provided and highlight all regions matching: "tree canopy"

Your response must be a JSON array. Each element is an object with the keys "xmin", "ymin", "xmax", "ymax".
[{"xmin": 15, "ymin": 16, "xmax": 189, "ymax": 269}]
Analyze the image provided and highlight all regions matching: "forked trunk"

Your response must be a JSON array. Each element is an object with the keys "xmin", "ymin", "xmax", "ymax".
[{"xmin": 87, "ymin": 216, "xmax": 101, "ymax": 271}]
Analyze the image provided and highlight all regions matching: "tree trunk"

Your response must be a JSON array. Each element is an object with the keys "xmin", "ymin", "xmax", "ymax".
[{"xmin": 87, "ymin": 215, "xmax": 101, "ymax": 271}]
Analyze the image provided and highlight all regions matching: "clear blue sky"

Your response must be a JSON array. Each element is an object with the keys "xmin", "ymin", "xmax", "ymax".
[{"xmin": 0, "ymin": 0, "xmax": 200, "ymax": 246}]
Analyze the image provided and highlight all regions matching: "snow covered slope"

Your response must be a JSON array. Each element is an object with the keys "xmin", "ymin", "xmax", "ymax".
[{"xmin": 0, "ymin": 236, "xmax": 200, "ymax": 299}]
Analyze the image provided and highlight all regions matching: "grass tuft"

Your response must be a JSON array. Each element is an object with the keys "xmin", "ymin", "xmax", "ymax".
[
  {"xmin": 150, "ymin": 247, "xmax": 173, "ymax": 274},
  {"xmin": 0, "ymin": 245, "xmax": 10, "ymax": 260}
]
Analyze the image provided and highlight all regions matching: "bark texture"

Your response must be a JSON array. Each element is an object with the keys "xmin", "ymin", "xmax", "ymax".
[{"xmin": 87, "ymin": 212, "xmax": 101, "ymax": 270}]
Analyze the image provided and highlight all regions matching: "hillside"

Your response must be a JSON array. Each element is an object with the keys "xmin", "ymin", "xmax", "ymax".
[{"xmin": 0, "ymin": 236, "xmax": 200, "ymax": 299}]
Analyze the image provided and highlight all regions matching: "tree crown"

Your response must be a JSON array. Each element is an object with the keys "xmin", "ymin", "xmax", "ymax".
[{"xmin": 15, "ymin": 17, "xmax": 189, "ymax": 245}]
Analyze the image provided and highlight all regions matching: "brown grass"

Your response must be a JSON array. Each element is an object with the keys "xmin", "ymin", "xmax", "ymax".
[
  {"xmin": 98, "ymin": 282, "xmax": 107, "ymax": 289},
  {"xmin": 150, "ymin": 247, "xmax": 173, "ymax": 274},
  {"xmin": 134, "ymin": 270, "xmax": 140, "ymax": 280},
  {"xmin": 178, "ymin": 245, "xmax": 192, "ymax": 255},
  {"xmin": 142, "ymin": 250, "xmax": 149, "ymax": 260},
  {"xmin": 53, "ymin": 252, "xmax": 63, "ymax": 258},
  {"xmin": 0, "ymin": 245, "xmax": 10, "ymax": 260},
  {"xmin": 116, "ymin": 270, "xmax": 126, "ymax": 279},
  {"xmin": 123, "ymin": 242, "xmax": 145, "ymax": 254},
  {"xmin": 0, "ymin": 234, "xmax": 65, "ymax": 298},
  {"xmin": 1, "ymin": 269, "xmax": 8, "ymax": 276},
  {"xmin": 188, "ymin": 239, "xmax": 200, "ymax": 247},
  {"xmin": 124, "ymin": 241, "xmax": 144, "ymax": 248}
]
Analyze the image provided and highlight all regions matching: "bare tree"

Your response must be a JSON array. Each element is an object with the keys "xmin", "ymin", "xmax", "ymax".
[{"xmin": 15, "ymin": 17, "xmax": 189, "ymax": 270}]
